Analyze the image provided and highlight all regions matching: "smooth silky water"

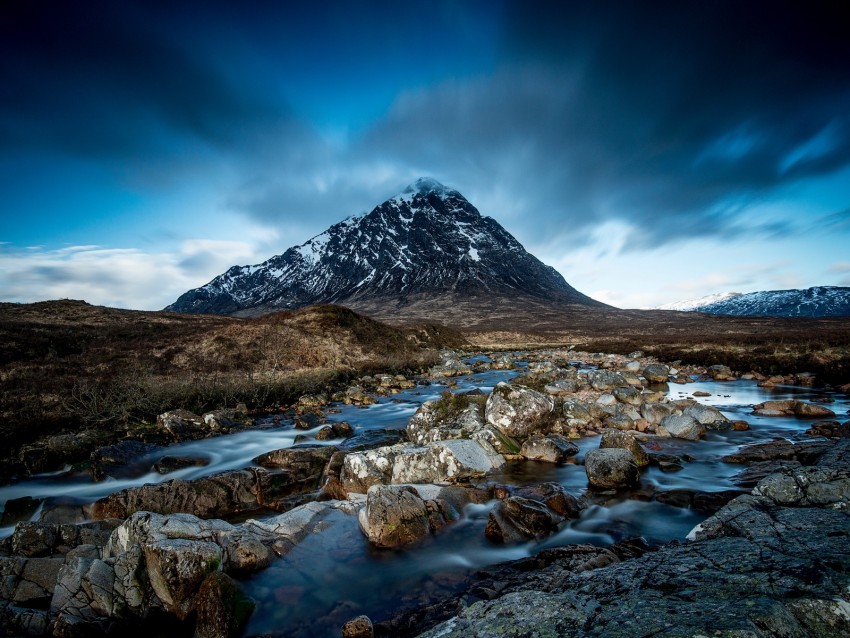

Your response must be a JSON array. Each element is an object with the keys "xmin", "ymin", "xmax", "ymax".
[{"xmin": 1, "ymin": 361, "xmax": 847, "ymax": 637}]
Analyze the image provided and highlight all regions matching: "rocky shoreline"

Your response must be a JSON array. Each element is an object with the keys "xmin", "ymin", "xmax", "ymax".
[{"xmin": 1, "ymin": 348, "xmax": 848, "ymax": 637}]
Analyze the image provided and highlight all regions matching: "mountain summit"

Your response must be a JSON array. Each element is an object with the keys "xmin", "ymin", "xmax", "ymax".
[{"xmin": 166, "ymin": 178, "xmax": 603, "ymax": 318}]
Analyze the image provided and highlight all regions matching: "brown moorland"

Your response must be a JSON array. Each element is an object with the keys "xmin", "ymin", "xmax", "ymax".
[{"xmin": 1, "ymin": 297, "xmax": 848, "ymax": 483}]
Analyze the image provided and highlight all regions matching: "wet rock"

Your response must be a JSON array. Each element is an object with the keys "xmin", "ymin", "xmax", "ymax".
[
  {"xmin": 485, "ymin": 483, "xmax": 581, "ymax": 544},
  {"xmin": 316, "ymin": 426, "xmax": 336, "ymax": 440},
  {"xmin": 752, "ymin": 399, "xmax": 836, "ymax": 418},
  {"xmin": 599, "ymin": 429, "xmax": 649, "ymax": 467},
  {"xmin": 157, "ymin": 409, "xmax": 208, "ymax": 441},
  {"xmin": 794, "ymin": 401, "xmax": 836, "ymax": 418},
  {"xmin": 731, "ymin": 460, "xmax": 803, "ymax": 487},
  {"xmin": 707, "ymin": 364, "xmax": 734, "ymax": 380},
  {"xmin": 407, "ymin": 398, "xmax": 486, "ymax": 445},
  {"xmin": 154, "ymin": 455, "xmax": 210, "ymax": 474},
  {"xmin": 90, "ymin": 440, "xmax": 163, "ymax": 482},
  {"xmin": 10, "ymin": 522, "xmax": 58, "ymax": 557},
  {"xmin": 144, "ymin": 538, "xmax": 222, "ymax": 619},
  {"xmin": 659, "ymin": 413, "xmax": 705, "ymax": 440},
  {"xmin": 655, "ymin": 489, "xmax": 747, "ymax": 514},
  {"xmin": 333, "ymin": 385, "xmax": 375, "ymax": 406},
  {"xmin": 519, "ymin": 434, "xmax": 578, "ymax": 463},
  {"xmin": 92, "ymin": 468, "xmax": 263, "ymax": 520},
  {"xmin": 722, "ymin": 437, "xmax": 832, "ymax": 465},
  {"xmin": 612, "ymin": 386, "xmax": 642, "ymax": 406},
  {"xmin": 485, "ymin": 497, "xmax": 557, "ymax": 543},
  {"xmin": 484, "ymin": 383, "xmax": 554, "ymax": 438},
  {"xmin": 543, "ymin": 379, "xmax": 578, "ymax": 395},
  {"xmin": 194, "ymin": 572, "xmax": 255, "ymax": 638},
  {"xmin": 296, "ymin": 393, "xmax": 329, "ymax": 412},
  {"xmin": 586, "ymin": 370, "xmax": 628, "ymax": 391},
  {"xmin": 203, "ymin": 409, "xmax": 250, "ymax": 431},
  {"xmin": 338, "ymin": 428, "xmax": 407, "ymax": 452},
  {"xmin": 0, "ymin": 556, "xmax": 64, "ymax": 606},
  {"xmin": 807, "ymin": 420, "xmax": 850, "ymax": 437},
  {"xmin": 0, "ymin": 496, "xmax": 42, "ymax": 526},
  {"xmin": 639, "ymin": 402, "xmax": 676, "ymax": 425},
  {"xmin": 429, "ymin": 352, "xmax": 472, "ymax": 378},
  {"xmin": 342, "ymin": 614, "xmax": 374, "ymax": 638},
  {"xmin": 641, "ymin": 364, "xmax": 669, "ymax": 383},
  {"xmin": 753, "ymin": 465, "xmax": 850, "ymax": 508},
  {"xmin": 584, "ymin": 448, "xmax": 640, "ymax": 489},
  {"xmin": 341, "ymin": 440, "xmax": 505, "ymax": 494},
  {"xmin": 391, "ymin": 440, "xmax": 506, "ymax": 486},
  {"xmin": 650, "ymin": 453, "xmax": 684, "ymax": 472},
  {"xmin": 683, "ymin": 402, "xmax": 730, "ymax": 429},
  {"xmin": 339, "ymin": 443, "xmax": 410, "ymax": 493},
  {"xmin": 358, "ymin": 485, "xmax": 453, "ymax": 548}
]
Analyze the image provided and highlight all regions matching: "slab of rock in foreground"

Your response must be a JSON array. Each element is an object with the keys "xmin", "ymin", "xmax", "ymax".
[{"xmin": 415, "ymin": 440, "xmax": 850, "ymax": 638}]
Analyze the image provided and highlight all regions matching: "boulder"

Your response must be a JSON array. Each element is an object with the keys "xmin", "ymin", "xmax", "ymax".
[
  {"xmin": 342, "ymin": 615, "xmax": 374, "ymax": 638},
  {"xmin": 707, "ymin": 364, "xmax": 734, "ymax": 380},
  {"xmin": 194, "ymin": 572, "xmax": 255, "ymax": 638},
  {"xmin": 794, "ymin": 402, "xmax": 836, "ymax": 418},
  {"xmin": 90, "ymin": 440, "xmax": 163, "ymax": 482},
  {"xmin": 544, "ymin": 379, "xmax": 578, "ymax": 396},
  {"xmin": 144, "ymin": 538, "xmax": 222, "ymax": 619},
  {"xmin": 642, "ymin": 364, "xmax": 669, "ymax": 383},
  {"xmin": 599, "ymin": 429, "xmax": 649, "ymax": 467},
  {"xmin": 358, "ymin": 484, "xmax": 460, "ymax": 548},
  {"xmin": 584, "ymin": 448, "xmax": 640, "ymax": 489},
  {"xmin": 639, "ymin": 402, "xmax": 676, "ymax": 425},
  {"xmin": 153, "ymin": 455, "xmax": 210, "ymax": 474},
  {"xmin": 612, "ymin": 386, "xmax": 643, "ymax": 406},
  {"xmin": 92, "ymin": 469, "xmax": 263, "ymax": 520},
  {"xmin": 391, "ymin": 440, "xmax": 506, "ymax": 485},
  {"xmin": 157, "ymin": 409, "xmax": 208, "ymax": 441},
  {"xmin": 520, "ymin": 434, "xmax": 579, "ymax": 463},
  {"xmin": 722, "ymin": 438, "xmax": 832, "ymax": 465},
  {"xmin": 586, "ymin": 370, "xmax": 628, "ymax": 391},
  {"xmin": 485, "ymin": 497, "xmax": 557, "ymax": 543},
  {"xmin": 339, "ymin": 443, "xmax": 412, "ymax": 493},
  {"xmin": 807, "ymin": 420, "xmax": 850, "ymax": 438},
  {"xmin": 485, "ymin": 483, "xmax": 581, "ymax": 544},
  {"xmin": 659, "ymin": 414, "xmax": 705, "ymax": 440},
  {"xmin": 683, "ymin": 403, "xmax": 730, "ymax": 429},
  {"xmin": 484, "ymin": 383, "xmax": 554, "ymax": 438}
]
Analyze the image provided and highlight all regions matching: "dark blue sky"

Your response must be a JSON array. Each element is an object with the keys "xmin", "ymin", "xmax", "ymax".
[{"xmin": 1, "ymin": 0, "xmax": 849, "ymax": 309}]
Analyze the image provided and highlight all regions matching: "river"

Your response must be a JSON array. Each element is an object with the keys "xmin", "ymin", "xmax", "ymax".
[{"xmin": 1, "ymin": 355, "xmax": 847, "ymax": 637}]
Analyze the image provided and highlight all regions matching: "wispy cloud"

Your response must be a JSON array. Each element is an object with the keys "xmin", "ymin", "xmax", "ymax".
[{"xmin": 0, "ymin": 241, "xmax": 260, "ymax": 310}]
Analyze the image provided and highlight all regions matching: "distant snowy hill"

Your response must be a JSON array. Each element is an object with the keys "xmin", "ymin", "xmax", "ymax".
[
  {"xmin": 659, "ymin": 286, "xmax": 850, "ymax": 317},
  {"xmin": 166, "ymin": 177, "xmax": 604, "ymax": 316},
  {"xmin": 657, "ymin": 292, "xmax": 743, "ymax": 311}
]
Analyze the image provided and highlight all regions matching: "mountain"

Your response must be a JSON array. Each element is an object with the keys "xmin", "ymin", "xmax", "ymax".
[
  {"xmin": 166, "ymin": 177, "xmax": 604, "ymax": 319},
  {"xmin": 656, "ymin": 292, "xmax": 743, "ymax": 311},
  {"xmin": 660, "ymin": 286, "xmax": 850, "ymax": 317}
]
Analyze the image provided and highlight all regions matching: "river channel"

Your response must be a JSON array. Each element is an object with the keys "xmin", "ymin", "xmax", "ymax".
[{"xmin": 1, "ymin": 355, "xmax": 847, "ymax": 637}]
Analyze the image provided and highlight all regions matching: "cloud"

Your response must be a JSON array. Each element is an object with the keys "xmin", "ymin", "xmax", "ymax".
[{"xmin": 0, "ymin": 241, "xmax": 259, "ymax": 310}]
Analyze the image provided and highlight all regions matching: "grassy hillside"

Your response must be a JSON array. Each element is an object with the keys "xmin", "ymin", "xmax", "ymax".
[{"xmin": 0, "ymin": 300, "xmax": 459, "ymax": 477}]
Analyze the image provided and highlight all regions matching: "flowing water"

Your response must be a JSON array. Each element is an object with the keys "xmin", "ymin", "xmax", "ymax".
[{"xmin": 1, "ymin": 359, "xmax": 847, "ymax": 637}]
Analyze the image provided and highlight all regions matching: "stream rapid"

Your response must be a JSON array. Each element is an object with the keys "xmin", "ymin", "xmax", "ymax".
[{"xmin": 1, "ymin": 356, "xmax": 847, "ymax": 637}]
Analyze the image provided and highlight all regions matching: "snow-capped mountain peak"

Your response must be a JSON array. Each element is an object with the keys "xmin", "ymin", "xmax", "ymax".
[
  {"xmin": 658, "ymin": 286, "xmax": 850, "ymax": 317},
  {"xmin": 166, "ymin": 178, "xmax": 603, "ymax": 316},
  {"xmin": 657, "ymin": 291, "xmax": 743, "ymax": 311},
  {"xmin": 394, "ymin": 177, "xmax": 461, "ymax": 204}
]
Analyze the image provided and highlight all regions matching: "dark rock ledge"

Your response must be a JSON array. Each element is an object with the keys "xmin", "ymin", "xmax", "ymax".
[{"xmin": 378, "ymin": 439, "xmax": 850, "ymax": 638}]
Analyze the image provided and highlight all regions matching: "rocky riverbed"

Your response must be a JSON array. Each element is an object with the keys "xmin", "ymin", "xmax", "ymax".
[{"xmin": 1, "ymin": 348, "xmax": 848, "ymax": 637}]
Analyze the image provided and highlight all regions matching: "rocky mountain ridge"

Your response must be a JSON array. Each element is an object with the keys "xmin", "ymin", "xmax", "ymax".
[
  {"xmin": 166, "ymin": 178, "xmax": 603, "ymax": 317},
  {"xmin": 661, "ymin": 286, "xmax": 850, "ymax": 317}
]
